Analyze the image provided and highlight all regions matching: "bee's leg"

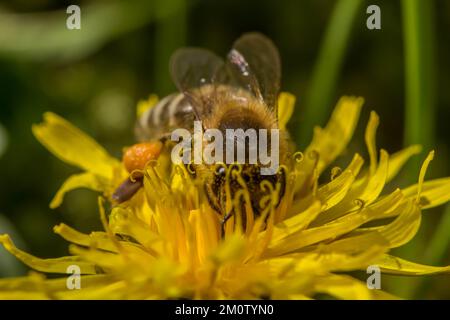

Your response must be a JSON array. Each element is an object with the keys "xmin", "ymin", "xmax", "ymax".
[
  {"xmin": 113, "ymin": 139, "xmax": 165, "ymax": 204},
  {"xmin": 220, "ymin": 210, "xmax": 234, "ymax": 238},
  {"xmin": 112, "ymin": 176, "xmax": 144, "ymax": 204}
]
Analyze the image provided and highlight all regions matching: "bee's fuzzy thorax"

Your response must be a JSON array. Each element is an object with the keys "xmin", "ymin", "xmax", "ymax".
[{"xmin": 202, "ymin": 87, "xmax": 278, "ymax": 132}]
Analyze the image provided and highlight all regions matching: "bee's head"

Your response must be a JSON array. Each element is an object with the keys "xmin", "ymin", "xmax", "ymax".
[
  {"xmin": 193, "ymin": 94, "xmax": 289, "ymax": 227},
  {"xmin": 203, "ymin": 163, "xmax": 286, "ymax": 225}
]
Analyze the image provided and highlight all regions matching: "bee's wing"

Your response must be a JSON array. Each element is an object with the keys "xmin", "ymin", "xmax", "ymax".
[
  {"xmin": 225, "ymin": 33, "xmax": 281, "ymax": 113},
  {"xmin": 170, "ymin": 48, "xmax": 224, "ymax": 119}
]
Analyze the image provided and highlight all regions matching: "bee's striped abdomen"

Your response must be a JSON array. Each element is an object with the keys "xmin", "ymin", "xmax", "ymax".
[{"xmin": 135, "ymin": 93, "xmax": 195, "ymax": 141}]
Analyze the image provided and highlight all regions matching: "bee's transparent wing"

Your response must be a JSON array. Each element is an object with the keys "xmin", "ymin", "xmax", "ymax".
[
  {"xmin": 225, "ymin": 32, "xmax": 281, "ymax": 113},
  {"xmin": 170, "ymin": 48, "xmax": 224, "ymax": 119},
  {"xmin": 170, "ymin": 34, "xmax": 281, "ymax": 117}
]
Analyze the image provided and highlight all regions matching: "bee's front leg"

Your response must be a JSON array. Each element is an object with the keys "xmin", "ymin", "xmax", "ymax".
[
  {"xmin": 112, "ymin": 140, "xmax": 164, "ymax": 204},
  {"xmin": 220, "ymin": 210, "xmax": 234, "ymax": 238}
]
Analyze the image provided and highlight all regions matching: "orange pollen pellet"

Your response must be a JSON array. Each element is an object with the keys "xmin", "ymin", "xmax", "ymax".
[{"xmin": 123, "ymin": 141, "xmax": 163, "ymax": 173}]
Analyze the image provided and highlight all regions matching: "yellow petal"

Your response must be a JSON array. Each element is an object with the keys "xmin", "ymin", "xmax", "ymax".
[
  {"xmin": 68, "ymin": 245, "xmax": 123, "ymax": 271},
  {"xmin": 50, "ymin": 172, "xmax": 110, "ymax": 209},
  {"xmin": 96, "ymin": 198, "xmax": 151, "ymax": 264},
  {"xmin": 32, "ymin": 112, "xmax": 120, "ymax": 179},
  {"xmin": 317, "ymin": 154, "xmax": 364, "ymax": 210},
  {"xmin": 0, "ymin": 292, "xmax": 49, "ymax": 299},
  {"xmin": 277, "ymin": 92, "xmax": 296, "ymax": 130},
  {"xmin": 0, "ymin": 273, "xmax": 50, "ymax": 294},
  {"xmin": 305, "ymin": 232, "xmax": 390, "ymax": 256},
  {"xmin": 377, "ymin": 199, "xmax": 421, "ymax": 248},
  {"xmin": 189, "ymin": 209, "xmax": 220, "ymax": 265},
  {"xmin": 54, "ymin": 223, "xmax": 126, "ymax": 253},
  {"xmin": 269, "ymin": 201, "xmax": 322, "ymax": 246},
  {"xmin": 402, "ymin": 177, "xmax": 450, "ymax": 209},
  {"xmin": 52, "ymin": 275, "xmax": 121, "ymax": 299},
  {"xmin": 315, "ymin": 150, "xmax": 389, "ymax": 225},
  {"xmin": 285, "ymin": 294, "xmax": 313, "ymax": 300},
  {"xmin": 400, "ymin": 151, "xmax": 448, "ymax": 210},
  {"xmin": 2, "ymin": 272, "xmax": 128, "ymax": 299},
  {"xmin": 263, "ymin": 267, "xmax": 316, "ymax": 299},
  {"xmin": 374, "ymin": 254, "xmax": 450, "ymax": 275},
  {"xmin": 0, "ymin": 234, "xmax": 97, "ymax": 274},
  {"xmin": 108, "ymin": 207, "xmax": 162, "ymax": 251},
  {"xmin": 210, "ymin": 234, "xmax": 245, "ymax": 265},
  {"xmin": 355, "ymin": 150, "xmax": 389, "ymax": 207},
  {"xmin": 0, "ymin": 274, "xmax": 111, "ymax": 293},
  {"xmin": 387, "ymin": 145, "xmax": 422, "ymax": 182},
  {"xmin": 343, "ymin": 199, "xmax": 421, "ymax": 249},
  {"xmin": 365, "ymin": 111, "xmax": 379, "ymax": 176},
  {"xmin": 415, "ymin": 151, "xmax": 435, "ymax": 203},
  {"xmin": 358, "ymin": 188, "xmax": 405, "ymax": 220},
  {"xmin": 305, "ymin": 96, "xmax": 364, "ymax": 175},
  {"xmin": 289, "ymin": 246, "xmax": 386, "ymax": 273},
  {"xmin": 266, "ymin": 186, "xmax": 406, "ymax": 257},
  {"xmin": 56, "ymin": 280, "xmax": 128, "ymax": 299},
  {"xmin": 313, "ymin": 274, "xmax": 374, "ymax": 300},
  {"xmin": 266, "ymin": 211, "xmax": 368, "ymax": 257}
]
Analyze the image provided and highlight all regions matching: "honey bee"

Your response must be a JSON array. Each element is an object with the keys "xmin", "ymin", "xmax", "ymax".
[{"xmin": 113, "ymin": 33, "xmax": 290, "ymax": 230}]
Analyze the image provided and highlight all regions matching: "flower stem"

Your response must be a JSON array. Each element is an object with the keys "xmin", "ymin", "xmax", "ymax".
[
  {"xmin": 393, "ymin": 0, "xmax": 437, "ymax": 299},
  {"xmin": 297, "ymin": 0, "xmax": 362, "ymax": 147},
  {"xmin": 402, "ymin": 0, "xmax": 436, "ymax": 180}
]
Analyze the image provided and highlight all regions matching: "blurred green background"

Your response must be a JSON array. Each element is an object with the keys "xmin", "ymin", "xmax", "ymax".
[{"xmin": 0, "ymin": 0, "xmax": 449, "ymax": 299}]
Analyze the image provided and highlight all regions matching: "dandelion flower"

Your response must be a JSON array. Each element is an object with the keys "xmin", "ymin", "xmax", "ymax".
[{"xmin": 1, "ymin": 93, "xmax": 450, "ymax": 300}]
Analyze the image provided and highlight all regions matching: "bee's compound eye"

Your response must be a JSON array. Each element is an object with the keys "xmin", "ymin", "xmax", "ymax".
[
  {"xmin": 215, "ymin": 166, "xmax": 226, "ymax": 176},
  {"xmin": 123, "ymin": 141, "xmax": 163, "ymax": 173}
]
